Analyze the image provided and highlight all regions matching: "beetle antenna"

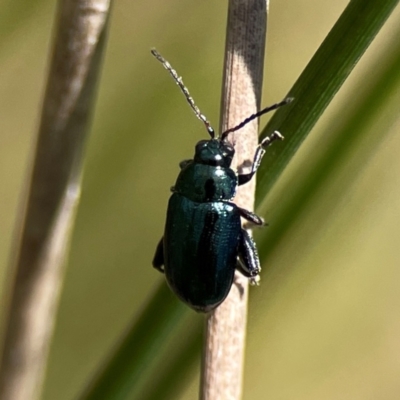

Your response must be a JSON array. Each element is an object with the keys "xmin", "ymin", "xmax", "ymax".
[
  {"xmin": 220, "ymin": 97, "xmax": 293, "ymax": 141},
  {"xmin": 151, "ymin": 49, "xmax": 215, "ymax": 138}
]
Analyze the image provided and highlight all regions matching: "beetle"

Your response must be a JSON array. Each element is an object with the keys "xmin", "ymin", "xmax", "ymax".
[{"xmin": 151, "ymin": 49, "xmax": 292, "ymax": 312}]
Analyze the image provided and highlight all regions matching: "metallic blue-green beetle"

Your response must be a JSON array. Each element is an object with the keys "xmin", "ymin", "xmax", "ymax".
[{"xmin": 151, "ymin": 49, "xmax": 291, "ymax": 312}]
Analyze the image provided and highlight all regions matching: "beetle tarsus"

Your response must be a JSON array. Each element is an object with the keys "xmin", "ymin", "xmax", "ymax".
[{"xmin": 250, "ymin": 275, "xmax": 261, "ymax": 286}]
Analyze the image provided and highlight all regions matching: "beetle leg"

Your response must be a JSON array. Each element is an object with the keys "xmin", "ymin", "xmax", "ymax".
[
  {"xmin": 237, "ymin": 229, "xmax": 261, "ymax": 285},
  {"xmin": 238, "ymin": 131, "xmax": 284, "ymax": 186},
  {"xmin": 179, "ymin": 159, "xmax": 192, "ymax": 169},
  {"xmin": 152, "ymin": 237, "xmax": 165, "ymax": 273},
  {"xmin": 238, "ymin": 207, "xmax": 265, "ymax": 226}
]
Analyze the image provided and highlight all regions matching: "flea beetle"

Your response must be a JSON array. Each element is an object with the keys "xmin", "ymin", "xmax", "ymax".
[{"xmin": 151, "ymin": 49, "xmax": 291, "ymax": 312}]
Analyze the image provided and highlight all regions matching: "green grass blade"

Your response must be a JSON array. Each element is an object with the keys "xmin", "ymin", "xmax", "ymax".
[
  {"xmin": 80, "ymin": 283, "xmax": 189, "ymax": 400},
  {"xmin": 257, "ymin": 32, "xmax": 400, "ymax": 263},
  {"xmin": 256, "ymin": 0, "xmax": 399, "ymax": 207},
  {"xmin": 138, "ymin": 329, "xmax": 202, "ymax": 400}
]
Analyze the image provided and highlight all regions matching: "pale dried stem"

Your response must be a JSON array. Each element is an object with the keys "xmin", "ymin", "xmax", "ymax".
[
  {"xmin": 0, "ymin": 1, "xmax": 111, "ymax": 399},
  {"xmin": 200, "ymin": 1, "xmax": 268, "ymax": 399}
]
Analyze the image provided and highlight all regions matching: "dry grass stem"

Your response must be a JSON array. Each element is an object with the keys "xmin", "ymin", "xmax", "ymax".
[
  {"xmin": 0, "ymin": 1, "xmax": 112, "ymax": 399},
  {"xmin": 200, "ymin": 1, "xmax": 268, "ymax": 399}
]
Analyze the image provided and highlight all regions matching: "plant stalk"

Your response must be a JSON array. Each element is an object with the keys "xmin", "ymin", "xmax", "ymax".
[
  {"xmin": 0, "ymin": 1, "xmax": 111, "ymax": 399},
  {"xmin": 200, "ymin": 1, "xmax": 268, "ymax": 399}
]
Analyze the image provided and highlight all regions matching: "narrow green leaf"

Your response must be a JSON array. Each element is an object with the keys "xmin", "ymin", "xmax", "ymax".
[
  {"xmin": 257, "ymin": 30, "xmax": 400, "ymax": 262},
  {"xmin": 80, "ymin": 283, "xmax": 189, "ymax": 400},
  {"xmin": 139, "ymin": 330, "xmax": 202, "ymax": 400},
  {"xmin": 256, "ymin": 0, "xmax": 399, "ymax": 207}
]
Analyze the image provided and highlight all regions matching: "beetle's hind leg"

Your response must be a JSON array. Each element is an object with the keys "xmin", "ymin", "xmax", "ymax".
[
  {"xmin": 237, "ymin": 229, "xmax": 261, "ymax": 285},
  {"xmin": 152, "ymin": 237, "xmax": 165, "ymax": 273}
]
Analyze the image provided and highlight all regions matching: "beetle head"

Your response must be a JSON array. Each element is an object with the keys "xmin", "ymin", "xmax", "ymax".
[{"xmin": 194, "ymin": 138, "xmax": 235, "ymax": 168}]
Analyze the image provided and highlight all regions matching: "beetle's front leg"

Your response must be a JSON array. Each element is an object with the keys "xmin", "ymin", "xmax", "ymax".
[
  {"xmin": 237, "ymin": 229, "xmax": 261, "ymax": 285},
  {"xmin": 238, "ymin": 131, "xmax": 284, "ymax": 186},
  {"xmin": 152, "ymin": 237, "xmax": 165, "ymax": 273}
]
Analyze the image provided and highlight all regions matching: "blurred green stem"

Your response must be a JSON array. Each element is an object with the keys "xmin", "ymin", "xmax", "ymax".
[{"xmin": 80, "ymin": 283, "xmax": 189, "ymax": 400}]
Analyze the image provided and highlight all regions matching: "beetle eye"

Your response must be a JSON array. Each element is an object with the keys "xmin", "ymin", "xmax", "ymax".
[
  {"xmin": 219, "ymin": 142, "xmax": 234, "ymax": 165},
  {"xmin": 195, "ymin": 140, "xmax": 209, "ymax": 154},
  {"xmin": 222, "ymin": 144, "xmax": 234, "ymax": 158}
]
